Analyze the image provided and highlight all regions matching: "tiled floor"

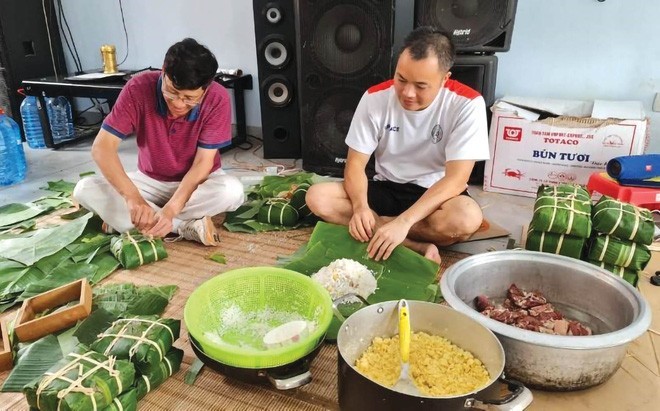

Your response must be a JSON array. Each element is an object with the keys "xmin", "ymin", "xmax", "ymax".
[{"xmin": 0, "ymin": 136, "xmax": 536, "ymax": 254}]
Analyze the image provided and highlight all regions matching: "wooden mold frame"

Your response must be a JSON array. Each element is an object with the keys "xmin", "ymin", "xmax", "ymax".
[
  {"xmin": 13, "ymin": 278, "xmax": 92, "ymax": 342},
  {"xmin": 0, "ymin": 320, "xmax": 12, "ymax": 371}
]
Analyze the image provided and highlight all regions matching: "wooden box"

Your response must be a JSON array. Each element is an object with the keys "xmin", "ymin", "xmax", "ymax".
[
  {"xmin": 14, "ymin": 279, "xmax": 92, "ymax": 342},
  {"xmin": 0, "ymin": 320, "xmax": 12, "ymax": 371}
]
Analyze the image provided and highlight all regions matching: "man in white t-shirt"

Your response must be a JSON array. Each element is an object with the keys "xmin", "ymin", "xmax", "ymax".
[{"xmin": 306, "ymin": 27, "xmax": 489, "ymax": 264}]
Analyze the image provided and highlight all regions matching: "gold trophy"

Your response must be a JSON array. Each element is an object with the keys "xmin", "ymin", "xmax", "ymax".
[{"xmin": 100, "ymin": 44, "xmax": 118, "ymax": 74}]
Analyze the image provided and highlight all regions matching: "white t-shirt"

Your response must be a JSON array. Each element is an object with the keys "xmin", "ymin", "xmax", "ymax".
[{"xmin": 345, "ymin": 79, "xmax": 490, "ymax": 188}]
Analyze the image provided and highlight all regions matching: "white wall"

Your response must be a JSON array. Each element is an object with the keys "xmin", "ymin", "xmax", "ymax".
[
  {"xmin": 497, "ymin": 0, "xmax": 660, "ymax": 152},
  {"xmin": 59, "ymin": 0, "xmax": 659, "ymax": 152}
]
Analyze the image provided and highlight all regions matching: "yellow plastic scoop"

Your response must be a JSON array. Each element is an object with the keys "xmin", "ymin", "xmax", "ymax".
[{"xmin": 392, "ymin": 299, "xmax": 422, "ymax": 396}]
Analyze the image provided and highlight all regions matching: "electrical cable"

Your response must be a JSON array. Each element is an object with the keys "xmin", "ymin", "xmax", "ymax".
[
  {"xmin": 42, "ymin": 0, "xmax": 59, "ymax": 78},
  {"xmin": 117, "ymin": 0, "xmax": 130, "ymax": 66},
  {"xmin": 57, "ymin": 0, "xmax": 83, "ymax": 72}
]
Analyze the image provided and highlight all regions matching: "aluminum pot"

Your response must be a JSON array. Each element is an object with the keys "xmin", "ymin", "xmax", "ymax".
[
  {"xmin": 440, "ymin": 250, "xmax": 652, "ymax": 391},
  {"xmin": 337, "ymin": 300, "xmax": 533, "ymax": 410}
]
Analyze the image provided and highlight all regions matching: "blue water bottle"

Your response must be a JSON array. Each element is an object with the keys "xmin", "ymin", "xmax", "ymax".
[
  {"xmin": 20, "ymin": 95, "xmax": 46, "ymax": 148},
  {"xmin": 0, "ymin": 108, "xmax": 27, "ymax": 186},
  {"xmin": 45, "ymin": 96, "xmax": 75, "ymax": 143}
]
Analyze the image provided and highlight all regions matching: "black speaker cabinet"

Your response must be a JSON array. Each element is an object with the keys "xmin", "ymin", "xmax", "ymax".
[
  {"xmin": 253, "ymin": 0, "xmax": 302, "ymax": 159},
  {"xmin": 296, "ymin": 0, "xmax": 394, "ymax": 177},
  {"xmin": 450, "ymin": 54, "xmax": 498, "ymax": 185},
  {"xmin": 415, "ymin": 0, "xmax": 518, "ymax": 53},
  {"xmin": 0, "ymin": 0, "xmax": 66, "ymax": 123}
]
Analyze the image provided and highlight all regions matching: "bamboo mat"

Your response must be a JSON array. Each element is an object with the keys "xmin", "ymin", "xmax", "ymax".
[{"xmin": 0, "ymin": 223, "xmax": 469, "ymax": 411}]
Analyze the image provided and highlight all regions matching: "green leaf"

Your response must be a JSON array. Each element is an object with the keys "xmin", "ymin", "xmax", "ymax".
[
  {"xmin": 208, "ymin": 252, "xmax": 226, "ymax": 264},
  {"xmin": 88, "ymin": 252, "xmax": 120, "ymax": 284},
  {"xmin": 60, "ymin": 207, "xmax": 91, "ymax": 220},
  {"xmin": 73, "ymin": 308, "xmax": 118, "ymax": 345},
  {"xmin": 126, "ymin": 293, "xmax": 170, "ymax": 316},
  {"xmin": 40, "ymin": 179, "xmax": 76, "ymax": 196},
  {"xmin": 17, "ymin": 263, "xmax": 98, "ymax": 301},
  {"xmin": 0, "ymin": 213, "xmax": 92, "ymax": 265},
  {"xmin": 32, "ymin": 195, "xmax": 73, "ymax": 210},
  {"xmin": 1, "ymin": 335, "xmax": 63, "ymax": 392},
  {"xmin": 79, "ymin": 171, "xmax": 96, "ymax": 178},
  {"xmin": 0, "ymin": 203, "xmax": 47, "ymax": 228},
  {"xmin": 184, "ymin": 359, "xmax": 205, "ymax": 385},
  {"xmin": 92, "ymin": 283, "xmax": 178, "ymax": 317}
]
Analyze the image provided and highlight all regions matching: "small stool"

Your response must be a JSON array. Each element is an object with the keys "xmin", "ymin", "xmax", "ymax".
[{"xmin": 586, "ymin": 172, "xmax": 660, "ymax": 210}]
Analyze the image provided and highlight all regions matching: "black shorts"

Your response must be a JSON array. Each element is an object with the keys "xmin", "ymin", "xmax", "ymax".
[{"xmin": 366, "ymin": 180, "xmax": 470, "ymax": 217}]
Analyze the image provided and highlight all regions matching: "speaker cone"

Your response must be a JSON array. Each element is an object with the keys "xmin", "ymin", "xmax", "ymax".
[
  {"xmin": 308, "ymin": 87, "xmax": 363, "ymax": 152},
  {"xmin": 260, "ymin": 35, "xmax": 291, "ymax": 69},
  {"xmin": 262, "ymin": 75, "xmax": 293, "ymax": 107},
  {"xmin": 311, "ymin": 3, "xmax": 381, "ymax": 76},
  {"xmin": 264, "ymin": 3, "xmax": 282, "ymax": 24}
]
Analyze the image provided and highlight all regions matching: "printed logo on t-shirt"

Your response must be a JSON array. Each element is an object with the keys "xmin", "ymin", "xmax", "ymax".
[
  {"xmin": 431, "ymin": 124, "xmax": 443, "ymax": 144},
  {"xmin": 385, "ymin": 123, "xmax": 400, "ymax": 132}
]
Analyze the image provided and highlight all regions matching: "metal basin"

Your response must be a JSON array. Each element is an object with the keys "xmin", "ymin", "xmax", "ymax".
[{"xmin": 440, "ymin": 250, "xmax": 652, "ymax": 391}]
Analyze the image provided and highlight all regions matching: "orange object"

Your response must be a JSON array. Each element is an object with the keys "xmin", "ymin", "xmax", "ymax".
[
  {"xmin": 0, "ymin": 320, "xmax": 12, "ymax": 371},
  {"xmin": 13, "ymin": 279, "xmax": 92, "ymax": 342},
  {"xmin": 586, "ymin": 172, "xmax": 660, "ymax": 210}
]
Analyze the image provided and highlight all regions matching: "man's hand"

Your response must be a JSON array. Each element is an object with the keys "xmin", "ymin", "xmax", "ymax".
[
  {"xmin": 145, "ymin": 209, "xmax": 175, "ymax": 238},
  {"xmin": 367, "ymin": 218, "xmax": 412, "ymax": 261},
  {"xmin": 349, "ymin": 206, "xmax": 375, "ymax": 242},
  {"xmin": 126, "ymin": 196, "xmax": 156, "ymax": 232}
]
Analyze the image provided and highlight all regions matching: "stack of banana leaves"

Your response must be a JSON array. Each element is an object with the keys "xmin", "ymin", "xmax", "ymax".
[
  {"xmin": 0, "ymin": 213, "xmax": 122, "ymax": 312},
  {"xmin": 223, "ymin": 172, "xmax": 325, "ymax": 232},
  {"xmin": 2, "ymin": 283, "xmax": 178, "ymax": 402},
  {"xmin": 586, "ymin": 196, "xmax": 654, "ymax": 286},
  {"xmin": 525, "ymin": 184, "xmax": 592, "ymax": 259},
  {"xmin": 110, "ymin": 231, "xmax": 168, "ymax": 269},
  {"xmin": 280, "ymin": 221, "xmax": 440, "ymax": 339}
]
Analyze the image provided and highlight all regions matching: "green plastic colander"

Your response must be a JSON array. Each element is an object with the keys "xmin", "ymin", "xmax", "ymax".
[{"xmin": 184, "ymin": 267, "xmax": 333, "ymax": 369}]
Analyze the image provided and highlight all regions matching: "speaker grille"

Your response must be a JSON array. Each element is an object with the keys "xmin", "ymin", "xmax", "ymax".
[
  {"xmin": 310, "ymin": 3, "xmax": 383, "ymax": 77},
  {"xmin": 298, "ymin": 0, "xmax": 393, "ymax": 176},
  {"xmin": 415, "ymin": 0, "xmax": 517, "ymax": 53}
]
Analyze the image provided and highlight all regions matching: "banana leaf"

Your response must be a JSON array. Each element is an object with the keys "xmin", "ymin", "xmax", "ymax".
[
  {"xmin": 92, "ymin": 284, "xmax": 177, "ymax": 317},
  {"xmin": 135, "ymin": 348, "xmax": 183, "ymax": 400},
  {"xmin": 0, "ymin": 203, "xmax": 48, "ymax": 229},
  {"xmin": 74, "ymin": 308, "xmax": 119, "ymax": 346},
  {"xmin": 91, "ymin": 316, "xmax": 181, "ymax": 372},
  {"xmin": 587, "ymin": 259, "xmax": 638, "ymax": 287},
  {"xmin": 0, "ymin": 213, "xmax": 92, "ymax": 265},
  {"xmin": 529, "ymin": 184, "xmax": 592, "ymax": 238},
  {"xmin": 1, "ymin": 335, "xmax": 64, "ymax": 392},
  {"xmin": 100, "ymin": 389, "xmax": 137, "ymax": 411},
  {"xmin": 587, "ymin": 234, "xmax": 651, "ymax": 270},
  {"xmin": 525, "ymin": 229, "xmax": 586, "ymax": 259},
  {"xmin": 281, "ymin": 222, "xmax": 440, "ymax": 339},
  {"xmin": 41, "ymin": 179, "xmax": 76, "ymax": 196},
  {"xmin": 16, "ymin": 263, "xmax": 99, "ymax": 302},
  {"xmin": 24, "ymin": 344, "xmax": 136, "ymax": 411},
  {"xmin": 224, "ymin": 172, "xmax": 324, "ymax": 233},
  {"xmin": 110, "ymin": 231, "xmax": 167, "ymax": 269},
  {"xmin": 591, "ymin": 196, "xmax": 655, "ymax": 245}
]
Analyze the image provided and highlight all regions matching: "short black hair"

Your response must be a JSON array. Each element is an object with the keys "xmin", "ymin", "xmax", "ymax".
[
  {"xmin": 401, "ymin": 26, "xmax": 455, "ymax": 72},
  {"xmin": 163, "ymin": 38, "xmax": 218, "ymax": 90}
]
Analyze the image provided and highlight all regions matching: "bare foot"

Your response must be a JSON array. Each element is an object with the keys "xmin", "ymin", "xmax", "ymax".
[
  {"xmin": 422, "ymin": 243, "xmax": 442, "ymax": 265},
  {"xmin": 402, "ymin": 238, "xmax": 442, "ymax": 265}
]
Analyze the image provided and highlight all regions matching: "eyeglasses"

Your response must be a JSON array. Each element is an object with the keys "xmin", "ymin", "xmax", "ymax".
[{"xmin": 161, "ymin": 75, "xmax": 206, "ymax": 107}]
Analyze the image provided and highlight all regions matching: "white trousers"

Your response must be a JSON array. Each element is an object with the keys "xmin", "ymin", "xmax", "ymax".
[{"xmin": 73, "ymin": 169, "xmax": 244, "ymax": 233}]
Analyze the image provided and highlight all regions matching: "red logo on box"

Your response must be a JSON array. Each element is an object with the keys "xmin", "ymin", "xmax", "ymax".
[
  {"xmin": 646, "ymin": 165, "xmax": 652, "ymax": 172},
  {"xmin": 503, "ymin": 126, "xmax": 523, "ymax": 141}
]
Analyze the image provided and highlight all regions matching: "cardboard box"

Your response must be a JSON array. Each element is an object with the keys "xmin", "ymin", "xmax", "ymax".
[{"xmin": 483, "ymin": 97, "xmax": 649, "ymax": 197}]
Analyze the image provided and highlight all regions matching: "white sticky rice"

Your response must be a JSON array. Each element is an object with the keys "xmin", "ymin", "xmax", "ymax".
[{"xmin": 311, "ymin": 258, "xmax": 377, "ymax": 300}]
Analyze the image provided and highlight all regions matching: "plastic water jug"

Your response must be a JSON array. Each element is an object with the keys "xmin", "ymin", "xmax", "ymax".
[
  {"xmin": 20, "ymin": 95, "xmax": 46, "ymax": 149},
  {"xmin": 45, "ymin": 96, "xmax": 74, "ymax": 143},
  {"xmin": 0, "ymin": 108, "xmax": 27, "ymax": 186}
]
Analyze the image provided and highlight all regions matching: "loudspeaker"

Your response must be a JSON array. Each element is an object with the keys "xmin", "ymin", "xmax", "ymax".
[
  {"xmin": 451, "ymin": 54, "xmax": 497, "ymax": 107},
  {"xmin": 253, "ymin": 0, "xmax": 302, "ymax": 158},
  {"xmin": 415, "ymin": 0, "xmax": 518, "ymax": 53},
  {"xmin": 296, "ymin": 0, "xmax": 394, "ymax": 177},
  {"xmin": 450, "ymin": 54, "xmax": 498, "ymax": 185},
  {"xmin": 0, "ymin": 0, "xmax": 66, "ymax": 122}
]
